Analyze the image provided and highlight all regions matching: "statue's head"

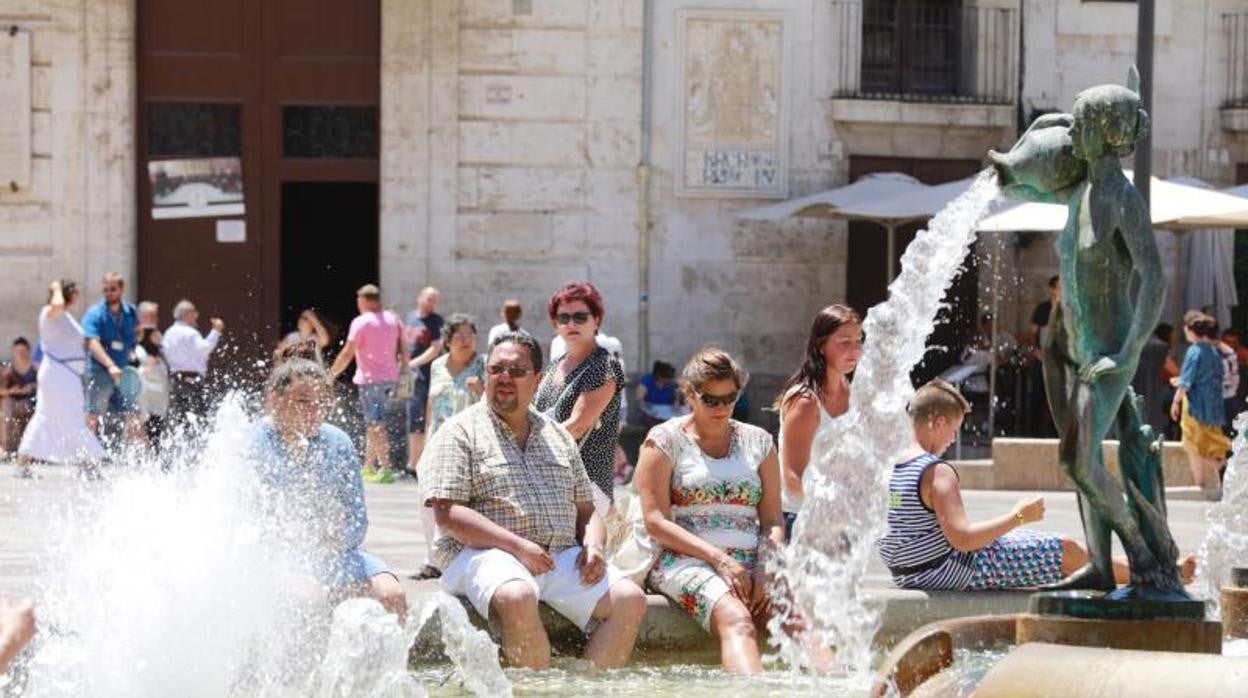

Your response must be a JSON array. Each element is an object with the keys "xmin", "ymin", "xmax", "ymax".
[{"xmin": 1070, "ymin": 69, "xmax": 1149, "ymax": 160}]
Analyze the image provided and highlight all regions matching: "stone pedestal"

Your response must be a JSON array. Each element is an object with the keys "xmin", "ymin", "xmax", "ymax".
[
  {"xmin": 1015, "ymin": 613, "xmax": 1222, "ymax": 654},
  {"xmin": 1223, "ymin": 587, "xmax": 1248, "ymax": 639}
]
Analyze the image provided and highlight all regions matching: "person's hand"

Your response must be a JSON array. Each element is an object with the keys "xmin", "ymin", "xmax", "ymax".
[
  {"xmin": 748, "ymin": 566, "xmax": 770, "ymax": 617},
  {"xmin": 1079, "ymin": 355, "xmax": 1123, "ymax": 384},
  {"xmin": 714, "ymin": 553, "xmax": 751, "ymax": 601},
  {"xmin": 1169, "ymin": 376, "xmax": 1181, "ymax": 388},
  {"xmin": 1170, "ymin": 399, "xmax": 1182, "ymax": 423},
  {"xmin": 575, "ymin": 543, "xmax": 606, "ymax": 586},
  {"xmin": 514, "ymin": 539, "xmax": 555, "ymax": 577},
  {"xmin": 0, "ymin": 597, "xmax": 36, "ymax": 653},
  {"xmin": 48, "ymin": 280, "xmax": 61, "ymax": 293},
  {"xmin": 1013, "ymin": 496, "xmax": 1045, "ymax": 525},
  {"xmin": 210, "ymin": 318, "xmax": 225, "ymax": 333},
  {"xmin": 107, "ymin": 364, "xmax": 122, "ymax": 384}
]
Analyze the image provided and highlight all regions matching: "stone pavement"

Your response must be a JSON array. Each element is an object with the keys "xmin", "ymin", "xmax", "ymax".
[{"xmin": 0, "ymin": 463, "xmax": 1219, "ymax": 650}]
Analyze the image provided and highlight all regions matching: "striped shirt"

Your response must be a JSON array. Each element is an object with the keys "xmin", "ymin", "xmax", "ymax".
[{"xmin": 877, "ymin": 453, "xmax": 975, "ymax": 589}]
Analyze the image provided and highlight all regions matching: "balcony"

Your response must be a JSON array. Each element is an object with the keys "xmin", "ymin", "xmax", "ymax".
[
  {"xmin": 829, "ymin": 1, "xmax": 1018, "ymax": 132},
  {"xmin": 1224, "ymin": 12, "xmax": 1248, "ymax": 132}
]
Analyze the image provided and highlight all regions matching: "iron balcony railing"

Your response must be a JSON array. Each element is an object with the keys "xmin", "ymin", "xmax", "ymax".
[
  {"xmin": 832, "ymin": 1, "xmax": 1018, "ymax": 105},
  {"xmin": 1227, "ymin": 12, "xmax": 1248, "ymax": 109}
]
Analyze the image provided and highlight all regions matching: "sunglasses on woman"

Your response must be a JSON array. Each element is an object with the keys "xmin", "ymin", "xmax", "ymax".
[
  {"xmin": 696, "ymin": 390, "xmax": 739, "ymax": 408},
  {"xmin": 486, "ymin": 363, "xmax": 534, "ymax": 377},
  {"xmin": 555, "ymin": 311, "xmax": 592, "ymax": 326}
]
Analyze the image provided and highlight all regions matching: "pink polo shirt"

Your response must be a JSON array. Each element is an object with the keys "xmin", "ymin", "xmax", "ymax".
[{"xmin": 347, "ymin": 311, "xmax": 402, "ymax": 385}]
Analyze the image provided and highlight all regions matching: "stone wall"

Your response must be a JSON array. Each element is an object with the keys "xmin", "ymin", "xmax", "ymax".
[{"xmin": 0, "ymin": 0, "xmax": 135, "ymax": 344}]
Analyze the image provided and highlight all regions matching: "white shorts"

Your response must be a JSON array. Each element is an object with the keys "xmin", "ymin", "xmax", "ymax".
[{"xmin": 440, "ymin": 546, "xmax": 620, "ymax": 632}]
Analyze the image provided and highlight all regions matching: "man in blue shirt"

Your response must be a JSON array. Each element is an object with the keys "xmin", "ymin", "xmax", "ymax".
[{"xmin": 80, "ymin": 271, "xmax": 141, "ymax": 443}]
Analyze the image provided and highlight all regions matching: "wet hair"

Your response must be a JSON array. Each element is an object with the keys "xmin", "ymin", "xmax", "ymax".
[
  {"xmin": 652, "ymin": 360, "xmax": 675, "ymax": 380},
  {"xmin": 908, "ymin": 379, "xmax": 971, "ymax": 425},
  {"xmin": 489, "ymin": 331, "xmax": 543, "ymax": 372},
  {"xmin": 776, "ymin": 304, "xmax": 861, "ymax": 411},
  {"xmin": 547, "ymin": 281, "xmax": 604, "ymax": 323},
  {"xmin": 1184, "ymin": 310, "xmax": 1218, "ymax": 339},
  {"xmin": 265, "ymin": 358, "xmax": 331, "ymax": 396},
  {"xmin": 441, "ymin": 313, "xmax": 478, "ymax": 344},
  {"xmin": 1154, "ymin": 323, "xmax": 1174, "ymax": 344},
  {"xmin": 501, "ymin": 299, "xmax": 523, "ymax": 329},
  {"xmin": 681, "ymin": 347, "xmax": 749, "ymax": 395},
  {"xmin": 1224, "ymin": 328, "xmax": 1242, "ymax": 341},
  {"xmin": 275, "ymin": 337, "xmax": 322, "ymax": 365},
  {"xmin": 139, "ymin": 327, "xmax": 163, "ymax": 360},
  {"xmin": 12, "ymin": 337, "xmax": 29, "ymax": 349},
  {"xmin": 1047, "ymin": 275, "xmax": 1059, "ymax": 289}
]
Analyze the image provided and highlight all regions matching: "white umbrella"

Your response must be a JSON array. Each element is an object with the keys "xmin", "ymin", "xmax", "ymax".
[{"xmin": 736, "ymin": 172, "xmax": 925, "ymax": 222}]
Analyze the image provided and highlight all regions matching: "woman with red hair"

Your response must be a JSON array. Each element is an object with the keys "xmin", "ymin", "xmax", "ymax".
[{"xmin": 534, "ymin": 281, "xmax": 624, "ymax": 502}]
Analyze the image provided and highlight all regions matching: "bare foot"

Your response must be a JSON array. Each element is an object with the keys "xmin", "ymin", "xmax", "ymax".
[{"xmin": 1178, "ymin": 554, "xmax": 1197, "ymax": 585}]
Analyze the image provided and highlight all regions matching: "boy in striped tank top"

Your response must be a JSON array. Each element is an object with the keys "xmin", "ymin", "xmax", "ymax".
[{"xmin": 878, "ymin": 380, "xmax": 1195, "ymax": 591}]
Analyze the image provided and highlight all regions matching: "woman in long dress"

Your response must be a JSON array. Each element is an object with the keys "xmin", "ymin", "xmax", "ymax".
[{"xmin": 17, "ymin": 280, "xmax": 104, "ymax": 476}]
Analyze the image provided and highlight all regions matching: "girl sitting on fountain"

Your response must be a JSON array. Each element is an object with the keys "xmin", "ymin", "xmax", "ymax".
[
  {"xmin": 878, "ymin": 379, "xmax": 1195, "ymax": 591},
  {"xmin": 249, "ymin": 358, "xmax": 408, "ymax": 620}
]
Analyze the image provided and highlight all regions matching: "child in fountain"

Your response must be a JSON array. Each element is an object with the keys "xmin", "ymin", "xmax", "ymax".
[
  {"xmin": 249, "ymin": 358, "xmax": 407, "ymax": 620},
  {"xmin": 878, "ymin": 379, "xmax": 1196, "ymax": 591}
]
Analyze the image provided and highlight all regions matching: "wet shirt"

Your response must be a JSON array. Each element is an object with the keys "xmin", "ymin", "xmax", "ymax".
[
  {"xmin": 81, "ymin": 300, "xmax": 138, "ymax": 370},
  {"xmin": 247, "ymin": 421, "xmax": 377, "ymax": 585},
  {"xmin": 420, "ymin": 401, "xmax": 594, "ymax": 571},
  {"xmin": 1179, "ymin": 341, "xmax": 1226, "ymax": 426}
]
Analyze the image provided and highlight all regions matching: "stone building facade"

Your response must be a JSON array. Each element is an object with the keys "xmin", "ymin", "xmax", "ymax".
[{"xmin": 2, "ymin": 0, "xmax": 1246, "ymax": 401}]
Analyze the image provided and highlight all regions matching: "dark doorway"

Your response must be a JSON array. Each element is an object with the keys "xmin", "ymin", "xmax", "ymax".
[
  {"xmin": 1233, "ymin": 164, "xmax": 1248, "ymax": 334},
  {"xmin": 846, "ymin": 155, "xmax": 983, "ymax": 384},
  {"xmin": 280, "ymin": 181, "xmax": 379, "ymax": 351}
]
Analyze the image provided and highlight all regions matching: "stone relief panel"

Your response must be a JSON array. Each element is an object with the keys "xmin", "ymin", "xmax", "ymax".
[{"xmin": 677, "ymin": 10, "xmax": 788, "ymax": 198}]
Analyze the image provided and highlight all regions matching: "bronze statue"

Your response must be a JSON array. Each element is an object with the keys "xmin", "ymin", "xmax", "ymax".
[{"xmin": 989, "ymin": 69, "xmax": 1186, "ymax": 598}]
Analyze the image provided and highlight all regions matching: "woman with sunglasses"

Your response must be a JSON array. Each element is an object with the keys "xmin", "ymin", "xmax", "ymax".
[
  {"xmin": 534, "ymin": 281, "xmax": 624, "ymax": 502},
  {"xmin": 411, "ymin": 313, "xmax": 485, "ymax": 580},
  {"xmin": 633, "ymin": 348, "xmax": 784, "ymax": 674},
  {"xmin": 775, "ymin": 304, "xmax": 862, "ymax": 541}
]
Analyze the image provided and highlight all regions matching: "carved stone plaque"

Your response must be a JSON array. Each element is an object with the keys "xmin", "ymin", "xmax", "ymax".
[
  {"xmin": 677, "ymin": 10, "xmax": 788, "ymax": 198},
  {"xmin": 0, "ymin": 31, "xmax": 31, "ymax": 192}
]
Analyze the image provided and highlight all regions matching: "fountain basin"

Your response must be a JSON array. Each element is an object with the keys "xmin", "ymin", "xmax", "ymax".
[{"xmin": 975, "ymin": 642, "xmax": 1248, "ymax": 696}]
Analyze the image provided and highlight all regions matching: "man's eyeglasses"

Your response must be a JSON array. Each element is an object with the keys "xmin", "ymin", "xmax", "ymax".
[
  {"xmin": 696, "ymin": 390, "xmax": 739, "ymax": 408},
  {"xmin": 486, "ymin": 364, "xmax": 534, "ymax": 378},
  {"xmin": 555, "ymin": 311, "xmax": 592, "ymax": 326}
]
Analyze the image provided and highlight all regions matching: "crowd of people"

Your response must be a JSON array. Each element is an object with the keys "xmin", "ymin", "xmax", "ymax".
[{"xmin": 0, "ymin": 272, "xmax": 1228, "ymax": 676}]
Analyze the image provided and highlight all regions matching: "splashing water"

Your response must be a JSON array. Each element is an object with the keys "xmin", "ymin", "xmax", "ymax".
[
  {"xmin": 767, "ymin": 171, "xmax": 1001, "ymax": 682},
  {"xmin": 11, "ymin": 395, "xmax": 509, "ymax": 697},
  {"xmin": 1194, "ymin": 411, "xmax": 1248, "ymax": 617}
]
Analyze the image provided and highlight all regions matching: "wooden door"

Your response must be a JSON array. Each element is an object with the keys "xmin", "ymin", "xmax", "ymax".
[{"xmin": 137, "ymin": 0, "xmax": 379, "ymax": 372}]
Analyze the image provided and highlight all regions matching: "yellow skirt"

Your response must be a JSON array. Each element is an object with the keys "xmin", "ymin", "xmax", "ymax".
[{"xmin": 1180, "ymin": 397, "xmax": 1231, "ymax": 460}]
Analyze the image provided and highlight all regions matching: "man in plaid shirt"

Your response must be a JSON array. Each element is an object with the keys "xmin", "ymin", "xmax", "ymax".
[{"xmin": 421, "ymin": 332, "xmax": 646, "ymax": 669}]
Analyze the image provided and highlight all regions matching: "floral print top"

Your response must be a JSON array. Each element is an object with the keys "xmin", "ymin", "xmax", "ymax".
[
  {"xmin": 427, "ymin": 353, "xmax": 486, "ymax": 436},
  {"xmin": 645, "ymin": 416, "xmax": 775, "ymax": 553}
]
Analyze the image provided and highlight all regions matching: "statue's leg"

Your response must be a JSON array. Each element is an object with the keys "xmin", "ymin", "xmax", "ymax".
[
  {"xmin": 1040, "ymin": 313, "xmax": 1114, "ymax": 591},
  {"xmin": 1064, "ymin": 375, "xmax": 1160, "ymax": 577},
  {"xmin": 1045, "ymin": 381, "xmax": 1115, "ymax": 591},
  {"xmin": 1114, "ymin": 389, "xmax": 1183, "ymax": 590}
]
